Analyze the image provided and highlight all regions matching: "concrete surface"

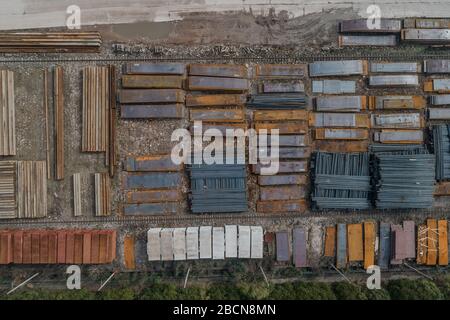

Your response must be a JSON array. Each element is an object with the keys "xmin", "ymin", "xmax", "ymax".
[{"xmin": 1, "ymin": 0, "xmax": 450, "ymax": 30}]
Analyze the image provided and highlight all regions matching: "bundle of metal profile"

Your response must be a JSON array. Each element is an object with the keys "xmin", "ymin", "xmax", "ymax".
[
  {"xmin": 433, "ymin": 124, "xmax": 450, "ymax": 180},
  {"xmin": 246, "ymin": 94, "xmax": 307, "ymax": 109},
  {"xmin": 369, "ymin": 144, "xmax": 425, "ymax": 154},
  {"xmin": 0, "ymin": 32, "xmax": 101, "ymax": 52},
  {"xmin": 312, "ymin": 152, "xmax": 371, "ymax": 209},
  {"xmin": 189, "ymin": 164, "xmax": 247, "ymax": 213},
  {"xmin": 374, "ymin": 149, "xmax": 435, "ymax": 209}
]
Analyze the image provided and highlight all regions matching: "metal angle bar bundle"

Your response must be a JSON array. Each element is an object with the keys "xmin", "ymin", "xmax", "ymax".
[
  {"xmin": 0, "ymin": 70, "xmax": 15, "ymax": 156},
  {"xmin": 312, "ymin": 152, "xmax": 371, "ymax": 210},
  {"xmin": 433, "ymin": 124, "xmax": 450, "ymax": 180},
  {"xmin": 94, "ymin": 173, "xmax": 110, "ymax": 216},
  {"xmin": 0, "ymin": 32, "xmax": 102, "ymax": 53},
  {"xmin": 0, "ymin": 161, "xmax": 16, "ymax": 219},
  {"xmin": 246, "ymin": 94, "xmax": 307, "ymax": 109},
  {"xmin": 189, "ymin": 164, "xmax": 247, "ymax": 213},
  {"xmin": 374, "ymin": 150, "xmax": 435, "ymax": 209},
  {"xmin": 54, "ymin": 66, "xmax": 64, "ymax": 180},
  {"xmin": 16, "ymin": 161, "xmax": 47, "ymax": 218}
]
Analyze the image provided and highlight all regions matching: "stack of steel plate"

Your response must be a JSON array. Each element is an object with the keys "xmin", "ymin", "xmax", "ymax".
[
  {"xmin": 433, "ymin": 124, "xmax": 450, "ymax": 180},
  {"xmin": 338, "ymin": 19, "xmax": 401, "ymax": 47},
  {"xmin": 312, "ymin": 152, "xmax": 371, "ymax": 209},
  {"xmin": 189, "ymin": 164, "xmax": 247, "ymax": 213},
  {"xmin": 374, "ymin": 148, "xmax": 435, "ymax": 209}
]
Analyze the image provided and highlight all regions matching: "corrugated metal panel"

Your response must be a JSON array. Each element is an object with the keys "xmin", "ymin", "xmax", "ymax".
[
  {"xmin": 147, "ymin": 228, "xmax": 161, "ymax": 261},
  {"xmin": 293, "ymin": 228, "xmax": 307, "ymax": 267},
  {"xmin": 378, "ymin": 222, "xmax": 391, "ymax": 269},
  {"xmin": 212, "ymin": 227, "xmax": 225, "ymax": 260},
  {"xmin": 315, "ymin": 96, "xmax": 364, "ymax": 112},
  {"xmin": 430, "ymin": 94, "xmax": 450, "ymax": 105},
  {"xmin": 160, "ymin": 228, "xmax": 174, "ymax": 261},
  {"xmin": 199, "ymin": 226, "xmax": 212, "ymax": 259},
  {"xmin": 370, "ymin": 62, "xmax": 419, "ymax": 73},
  {"xmin": 238, "ymin": 225, "xmax": 251, "ymax": 258},
  {"xmin": 276, "ymin": 231, "xmax": 289, "ymax": 262},
  {"xmin": 371, "ymin": 113, "xmax": 421, "ymax": 129},
  {"xmin": 312, "ymin": 80, "xmax": 356, "ymax": 94},
  {"xmin": 186, "ymin": 227, "xmax": 199, "ymax": 260},
  {"xmin": 429, "ymin": 108, "xmax": 450, "ymax": 119},
  {"xmin": 173, "ymin": 228, "xmax": 186, "ymax": 261},
  {"xmin": 339, "ymin": 19, "xmax": 402, "ymax": 33},
  {"xmin": 336, "ymin": 224, "xmax": 347, "ymax": 268},
  {"xmin": 225, "ymin": 225, "xmax": 238, "ymax": 258},
  {"xmin": 309, "ymin": 60, "xmax": 366, "ymax": 77},
  {"xmin": 402, "ymin": 29, "xmax": 450, "ymax": 44},
  {"xmin": 339, "ymin": 35, "xmax": 397, "ymax": 47},
  {"xmin": 250, "ymin": 226, "xmax": 263, "ymax": 259},
  {"xmin": 424, "ymin": 60, "xmax": 450, "ymax": 73},
  {"xmin": 369, "ymin": 75, "xmax": 419, "ymax": 87}
]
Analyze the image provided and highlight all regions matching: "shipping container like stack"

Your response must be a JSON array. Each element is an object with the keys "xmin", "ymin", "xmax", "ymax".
[{"xmin": 251, "ymin": 64, "xmax": 310, "ymax": 213}]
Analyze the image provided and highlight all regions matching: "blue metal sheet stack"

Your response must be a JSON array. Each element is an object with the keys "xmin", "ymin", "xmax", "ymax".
[
  {"xmin": 433, "ymin": 124, "xmax": 450, "ymax": 180},
  {"xmin": 189, "ymin": 164, "xmax": 247, "ymax": 213},
  {"xmin": 374, "ymin": 147, "xmax": 435, "ymax": 209},
  {"xmin": 312, "ymin": 152, "xmax": 371, "ymax": 209}
]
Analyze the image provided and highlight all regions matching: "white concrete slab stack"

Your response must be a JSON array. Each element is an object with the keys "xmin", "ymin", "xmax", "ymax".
[
  {"xmin": 251, "ymin": 226, "xmax": 264, "ymax": 259},
  {"xmin": 173, "ymin": 228, "xmax": 186, "ymax": 261},
  {"xmin": 238, "ymin": 225, "xmax": 251, "ymax": 258},
  {"xmin": 199, "ymin": 226, "xmax": 212, "ymax": 259},
  {"xmin": 213, "ymin": 227, "xmax": 225, "ymax": 260},
  {"xmin": 160, "ymin": 228, "xmax": 174, "ymax": 261},
  {"xmin": 186, "ymin": 227, "xmax": 199, "ymax": 260},
  {"xmin": 147, "ymin": 228, "xmax": 162, "ymax": 261},
  {"xmin": 225, "ymin": 225, "xmax": 238, "ymax": 258}
]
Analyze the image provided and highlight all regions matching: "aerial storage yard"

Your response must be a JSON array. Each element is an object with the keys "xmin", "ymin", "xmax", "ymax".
[{"xmin": 3, "ymin": 8, "xmax": 450, "ymax": 297}]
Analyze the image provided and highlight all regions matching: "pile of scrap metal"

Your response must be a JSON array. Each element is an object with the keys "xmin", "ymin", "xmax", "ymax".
[
  {"xmin": 0, "ymin": 32, "xmax": 102, "ymax": 52},
  {"xmin": 373, "ymin": 146, "xmax": 435, "ymax": 209},
  {"xmin": 122, "ymin": 154, "xmax": 183, "ymax": 215},
  {"xmin": 188, "ymin": 163, "xmax": 247, "ymax": 213},
  {"xmin": 0, "ymin": 229, "xmax": 116, "ymax": 264},
  {"xmin": 120, "ymin": 62, "xmax": 186, "ymax": 119},
  {"xmin": 312, "ymin": 152, "xmax": 371, "ymax": 210}
]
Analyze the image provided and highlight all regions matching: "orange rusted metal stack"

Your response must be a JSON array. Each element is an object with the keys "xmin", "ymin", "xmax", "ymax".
[{"xmin": 0, "ymin": 229, "xmax": 116, "ymax": 264}]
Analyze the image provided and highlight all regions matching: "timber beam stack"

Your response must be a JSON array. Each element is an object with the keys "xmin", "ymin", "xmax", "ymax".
[
  {"xmin": 0, "ymin": 32, "xmax": 101, "ymax": 53},
  {"xmin": 0, "ymin": 70, "xmax": 16, "ymax": 156},
  {"xmin": 251, "ymin": 64, "xmax": 310, "ymax": 213}
]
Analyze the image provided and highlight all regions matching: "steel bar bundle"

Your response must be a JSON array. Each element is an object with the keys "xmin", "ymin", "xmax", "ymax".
[
  {"xmin": 312, "ymin": 152, "xmax": 371, "ymax": 209},
  {"xmin": 0, "ymin": 229, "xmax": 116, "ymax": 265},
  {"xmin": 246, "ymin": 94, "xmax": 307, "ymax": 109},
  {"xmin": 0, "ymin": 32, "xmax": 101, "ymax": 53},
  {"xmin": 82, "ymin": 66, "xmax": 110, "ymax": 152},
  {"xmin": 0, "ymin": 161, "xmax": 16, "ymax": 219},
  {"xmin": 54, "ymin": 66, "xmax": 64, "ymax": 180},
  {"xmin": 16, "ymin": 161, "xmax": 47, "ymax": 218},
  {"xmin": 374, "ymin": 149, "xmax": 435, "ymax": 209},
  {"xmin": 0, "ymin": 70, "xmax": 16, "ymax": 156},
  {"xmin": 94, "ymin": 173, "xmax": 110, "ymax": 216},
  {"xmin": 189, "ymin": 164, "xmax": 247, "ymax": 213},
  {"xmin": 433, "ymin": 124, "xmax": 450, "ymax": 180}
]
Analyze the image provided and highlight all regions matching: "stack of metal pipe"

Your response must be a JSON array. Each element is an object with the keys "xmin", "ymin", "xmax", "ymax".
[{"xmin": 312, "ymin": 152, "xmax": 371, "ymax": 209}]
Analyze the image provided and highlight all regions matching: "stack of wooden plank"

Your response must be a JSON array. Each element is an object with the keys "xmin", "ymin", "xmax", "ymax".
[
  {"xmin": 94, "ymin": 173, "xmax": 110, "ymax": 216},
  {"xmin": 123, "ymin": 154, "xmax": 182, "ymax": 216},
  {"xmin": 17, "ymin": 161, "xmax": 47, "ymax": 219},
  {"xmin": 338, "ymin": 19, "xmax": 401, "ymax": 47},
  {"xmin": 0, "ymin": 161, "xmax": 16, "ymax": 219},
  {"xmin": 0, "ymin": 32, "xmax": 102, "ymax": 53},
  {"xmin": 252, "ymin": 110, "xmax": 309, "ymax": 213},
  {"xmin": 417, "ymin": 219, "xmax": 448, "ymax": 266},
  {"xmin": 187, "ymin": 64, "xmax": 248, "ymax": 133},
  {"xmin": 120, "ymin": 63, "xmax": 186, "ymax": 119},
  {"xmin": 0, "ymin": 229, "xmax": 116, "ymax": 265},
  {"xmin": 0, "ymin": 70, "xmax": 16, "ymax": 156}
]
